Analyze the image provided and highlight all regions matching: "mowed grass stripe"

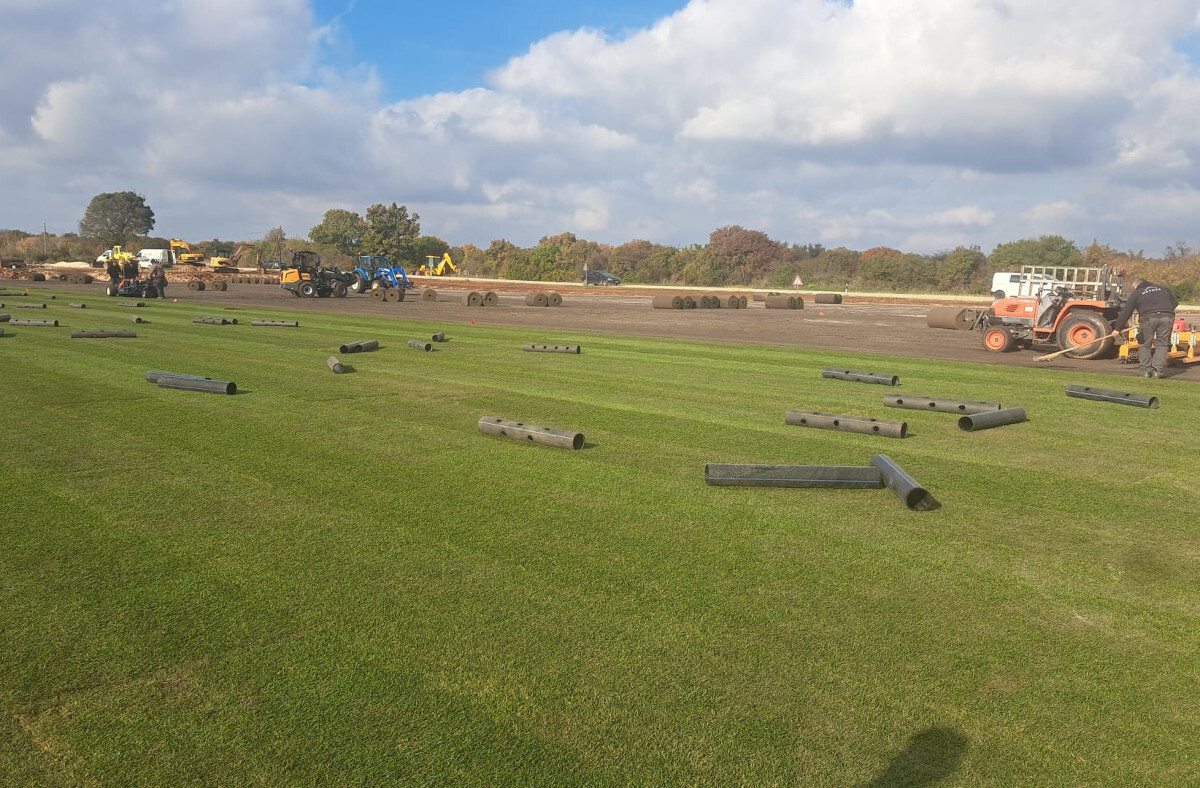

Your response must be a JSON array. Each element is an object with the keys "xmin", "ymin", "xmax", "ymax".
[{"xmin": 1, "ymin": 292, "xmax": 1198, "ymax": 784}]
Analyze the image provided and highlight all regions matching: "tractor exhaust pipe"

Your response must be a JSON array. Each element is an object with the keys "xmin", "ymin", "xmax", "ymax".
[
  {"xmin": 883, "ymin": 395, "xmax": 1001, "ymax": 414},
  {"xmin": 478, "ymin": 416, "xmax": 584, "ymax": 450},
  {"xmin": 822, "ymin": 368, "xmax": 900, "ymax": 386},
  {"xmin": 704, "ymin": 464, "xmax": 884, "ymax": 488},
  {"xmin": 870, "ymin": 454, "xmax": 937, "ymax": 510},
  {"xmin": 957, "ymin": 407, "xmax": 1027, "ymax": 431},
  {"xmin": 1065, "ymin": 385, "xmax": 1158, "ymax": 409},
  {"xmin": 785, "ymin": 409, "xmax": 908, "ymax": 439}
]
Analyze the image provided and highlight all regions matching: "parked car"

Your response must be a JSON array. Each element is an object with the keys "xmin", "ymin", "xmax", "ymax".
[{"xmin": 583, "ymin": 270, "xmax": 621, "ymax": 286}]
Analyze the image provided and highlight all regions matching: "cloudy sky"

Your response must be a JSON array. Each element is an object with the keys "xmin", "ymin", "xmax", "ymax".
[{"xmin": 4, "ymin": 0, "xmax": 1200, "ymax": 255}]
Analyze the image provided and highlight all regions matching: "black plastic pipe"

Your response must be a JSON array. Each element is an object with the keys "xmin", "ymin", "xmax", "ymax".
[
  {"xmin": 71, "ymin": 329, "xmax": 136, "ymax": 338},
  {"xmin": 822, "ymin": 368, "xmax": 900, "ymax": 386},
  {"xmin": 785, "ymin": 409, "xmax": 908, "ymax": 438},
  {"xmin": 156, "ymin": 377, "xmax": 237, "ymax": 395},
  {"xmin": 524, "ymin": 343, "xmax": 581, "ymax": 354},
  {"xmin": 339, "ymin": 340, "xmax": 378, "ymax": 353},
  {"xmin": 478, "ymin": 416, "xmax": 584, "ymax": 450},
  {"xmin": 870, "ymin": 454, "xmax": 937, "ymax": 510},
  {"xmin": 146, "ymin": 371, "xmax": 212, "ymax": 384},
  {"xmin": 704, "ymin": 464, "xmax": 884, "ymax": 488},
  {"xmin": 957, "ymin": 407, "xmax": 1027, "ymax": 431},
  {"xmin": 883, "ymin": 395, "xmax": 1001, "ymax": 414},
  {"xmin": 1065, "ymin": 385, "xmax": 1158, "ymax": 409}
]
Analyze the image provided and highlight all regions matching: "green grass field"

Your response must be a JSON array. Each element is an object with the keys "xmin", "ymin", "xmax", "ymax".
[{"xmin": 2, "ymin": 291, "xmax": 1198, "ymax": 785}]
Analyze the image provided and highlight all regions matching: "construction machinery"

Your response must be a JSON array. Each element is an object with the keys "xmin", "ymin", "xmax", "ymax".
[
  {"xmin": 418, "ymin": 252, "xmax": 458, "ymax": 276},
  {"xmin": 170, "ymin": 239, "xmax": 206, "ymax": 266},
  {"xmin": 351, "ymin": 255, "xmax": 414, "ymax": 293},
  {"xmin": 1119, "ymin": 317, "xmax": 1200, "ymax": 367},
  {"xmin": 280, "ymin": 251, "xmax": 353, "ymax": 298},
  {"xmin": 978, "ymin": 265, "xmax": 1128, "ymax": 359}
]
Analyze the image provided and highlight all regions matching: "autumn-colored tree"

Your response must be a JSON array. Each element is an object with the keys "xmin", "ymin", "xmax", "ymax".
[{"xmin": 705, "ymin": 226, "xmax": 790, "ymax": 285}]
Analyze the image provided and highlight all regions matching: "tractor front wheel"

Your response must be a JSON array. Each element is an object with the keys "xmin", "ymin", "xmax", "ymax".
[
  {"xmin": 1056, "ymin": 313, "xmax": 1113, "ymax": 359},
  {"xmin": 333, "ymin": 283, "xmax": 348, "ymax": 298},
  {"xmin": 299, "ymin": 282, "xmax": 317, "ymax": 297},
  {"xmin": 982, "ymin": 326, "xmax": 1016, "ymax": 352}
]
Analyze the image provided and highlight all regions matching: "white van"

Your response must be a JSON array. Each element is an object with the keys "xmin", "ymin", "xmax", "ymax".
[
  {"xmin": 990, "ymin": 271, "xmax": 1055, "ymax": 299},
  {"xmin": 137, "ymin": 248, "xmax": 172, "ymax": 269}
]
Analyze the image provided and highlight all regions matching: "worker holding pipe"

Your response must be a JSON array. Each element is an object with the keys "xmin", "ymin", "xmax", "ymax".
[{"xmin": 1111, "ymin": 277, "xmax": 1179, "ymax": 378}]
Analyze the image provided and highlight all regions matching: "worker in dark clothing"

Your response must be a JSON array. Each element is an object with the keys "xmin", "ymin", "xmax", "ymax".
[
  {"xmin": 106, "ymin": 259, "xmax": 121, "ymax": 287},
  {"xmin": 148, "ymin": 262, "xmax": 167, "ymax": 299},
  {"xmin": 122, "ymin": 258, "xmax": 138, "ymax": 280},
  {"xmin": 1111, "ymin": 278, "xmax": 1179, "ymax": 378}
]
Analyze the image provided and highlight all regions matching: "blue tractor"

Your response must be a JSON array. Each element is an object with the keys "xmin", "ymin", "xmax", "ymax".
[{"xmin": 351, "ymin": 255, "xmax": 414, "ymax": 301}]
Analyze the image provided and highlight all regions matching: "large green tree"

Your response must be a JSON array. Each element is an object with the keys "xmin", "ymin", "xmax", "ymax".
[
  {"xmin": 309, "ymin": 209, "xmax": 367, "ymax": 257},
  {"xmin": 988, "ymin": 235, "xmax": 1082, "ymax": 272},
  {"xmin": 361, "ymin": 203, "xmax": 421, "ymax": 264},
  {"xmin": 78, "ymin": 191, "xmax": 155, "ymax": 246}
]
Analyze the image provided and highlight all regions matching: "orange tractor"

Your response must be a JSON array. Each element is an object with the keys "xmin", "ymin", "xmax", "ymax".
[{"xmin": 978, "ymin": 266, "xmax": 1128, "ymax": 359}]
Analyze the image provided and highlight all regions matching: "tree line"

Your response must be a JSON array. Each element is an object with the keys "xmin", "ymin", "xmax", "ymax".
[{"xmin": 2, "ymin": 191, "xmax": 1197, "ymax": 299}]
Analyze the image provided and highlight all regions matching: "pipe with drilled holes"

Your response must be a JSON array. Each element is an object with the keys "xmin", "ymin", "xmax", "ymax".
[
  {"xmin": 71, "ymin": 329, "xmax": 136, "ymax": 338},
  {"xmin": 523, "ymin": 343, "xmax": 581, "ymax": 354},
  {"xmin": 785, "ymin": 409, "xmax": 908, "ymax": 438},
  {"xmin": 478, "ymin": 416, "xmax": 584, "ymax": 450},
  {"xmin": 822, "ymin": 368, "xmax": 900, "ymax": 386},
  {"xmin": 10, "ymin": 318, "xmax": 58, "ymax": 326},
  {"xmin": 1065, "ymin": 385, "xmax": 1158, "ymax": 409},
  {"xmin": 883, "ymin": 395, "xmax": 1001, "ymax": 414}
]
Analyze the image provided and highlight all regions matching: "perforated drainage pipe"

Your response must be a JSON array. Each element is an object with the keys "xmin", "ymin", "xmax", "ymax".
[
  {"xmin": 785, "ymin": 409, "xmax": 908, "ymax": 438},
  {"xmin": 871, "ymin": 454, "xmax": 937, "ymax": 510},
  {"xmin": 71, "ymin": 329, "xmax": 136, "ymax": 338},
  {"xmin": 1065, "ymin": 385, "xmax": 1158, "ymax": 409},
  {"xmin": 524, "ymin": 343, "xmax": 580, "ymax": 354},
  {"xmin": 478, "ymin": 416, "xmax": 584, "ymax": 450},
  {"xmin": 704, "ymin": 464, "xmax": 883, "ymax": 488},
  {"xmin": 957, "ymin": 407, "xmax": 1027, "ymax": 431},
  {"xmin": 822, "ymin": 368, "xmax": 900, "ymax": 386},
  {"xmin": 883, "ymin": 395, "xmax": 1001, "ymax": 414}
]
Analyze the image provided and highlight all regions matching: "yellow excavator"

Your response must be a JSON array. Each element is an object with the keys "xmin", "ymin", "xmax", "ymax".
[
  {"xmin": 418, "ymin": 252, "xmax": 458, "ymax": 276},
  {"xmin": 170, "ymin": 238, "xmax": 234, "ymax": 269}
]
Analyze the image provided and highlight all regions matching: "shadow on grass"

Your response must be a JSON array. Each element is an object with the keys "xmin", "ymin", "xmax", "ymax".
[{"xmin": 862, "ymin": 726, "xmax": 968, "ymax": 787}]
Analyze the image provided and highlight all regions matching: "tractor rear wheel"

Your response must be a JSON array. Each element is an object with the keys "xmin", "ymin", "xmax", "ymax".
[
  {"xmin": 982, "ymin": 325, "xmax": 1016, "ymax": 352},
  {"xmin": 333, "ymin": 283, "xmax": 348, "ymax": 298},
  {"xmin": 352, "ymin": 274, "xmax": 368, "ymax": 293},
  {"xmin": 1056, "ymin": 312, "xmax": 1113, "ymax": 359}
]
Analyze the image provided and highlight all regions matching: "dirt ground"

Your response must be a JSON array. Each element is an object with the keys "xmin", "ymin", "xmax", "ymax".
[{"xmin": 13, "ymin": 277, "xmax": 1200, "ymax": 381}]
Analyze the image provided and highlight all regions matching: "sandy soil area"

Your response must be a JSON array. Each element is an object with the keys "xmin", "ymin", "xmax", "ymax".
[{"xmin": 11, "ymin": 276, "xmax": 1199, "ymax": 380}]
